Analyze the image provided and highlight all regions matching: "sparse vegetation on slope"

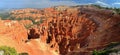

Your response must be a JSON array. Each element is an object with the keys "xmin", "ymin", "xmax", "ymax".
[
  {"xmin": 0, "ymin": 46, "xmax": 29, "ymax": 55},
  {"xmin": 92, "ymin": 4, "xmax": 120, "ymax": 14},
  {"xmin": 92, "ymin": 42, "xmax": 120, "ymax": 55},
  {"xmin": 0, "ymin": 46, "xmax": 18, "ymax": 55}
]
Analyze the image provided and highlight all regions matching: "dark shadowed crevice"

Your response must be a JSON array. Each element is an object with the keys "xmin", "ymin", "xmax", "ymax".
[
  {"xmin": 28, "ymin": 28, "xmax": 40, "ymax": 39},
  {"xmin": 46, "ymin": 35, "xmax": 52, "ymax": 44}
]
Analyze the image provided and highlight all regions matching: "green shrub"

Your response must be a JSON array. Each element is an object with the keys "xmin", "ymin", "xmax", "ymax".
[
  {"xmin": 0, "ymin": 46, "xmax": 18, "ymax": 55},
  {"xmin": 92, "ymin": 42, "xmax": 120, "ymax": 55},
  {"xmin": 92, "ymin": 49, "xmax": 119, "ymax": 55},
  {"xmin": 19, "ymin": 52, "xmax": 28, "ymax": 55},
  {"xmin": 0, "ymin": 46, "xmax": 29, "ymax": 55}
]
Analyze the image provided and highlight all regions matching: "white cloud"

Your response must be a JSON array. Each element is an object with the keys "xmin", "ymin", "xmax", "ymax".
[
  {"xmin": 22, "ymin": 0, "xmax": 80, "ymax": 8},
  {"xmin": 95, "ymin": 1, "xmax": 109, "ymax": 6},
  {"xmin": 113, "ymin": 2, "xmax": 120, "ymax": 5},
  {"xmin": 0, "ymin": 0, "xmax": 80, "ymax": 8},
  {"xmin": 112, "ymin": 2, "xmax": 120, "ymax": 7}
]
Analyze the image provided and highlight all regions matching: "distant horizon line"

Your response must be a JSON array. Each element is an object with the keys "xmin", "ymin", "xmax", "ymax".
[{"xmin": 0, "ymin": 4, "xmax": 119, "ymax": 9}]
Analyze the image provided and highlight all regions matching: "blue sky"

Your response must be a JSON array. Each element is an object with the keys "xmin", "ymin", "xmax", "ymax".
[{"xmin": 0, "ymin": 0, "xmax": 120, "ymax": 9}]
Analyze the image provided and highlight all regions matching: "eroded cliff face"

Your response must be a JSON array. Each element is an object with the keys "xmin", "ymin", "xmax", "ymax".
[
  {"xmin": 0, "ymin": 5, "xmax": 120, "ymax": 55},
  {"xmin": 34, "ymin": 6, "xmax": 120, "ymax": 55},
  {"xmin": 0, "ymin": 20, "xmax": 59, "ymax": 55},
  {"xmin": 45, "ymin": 12, "xmax": 97, "ymax": 55}
]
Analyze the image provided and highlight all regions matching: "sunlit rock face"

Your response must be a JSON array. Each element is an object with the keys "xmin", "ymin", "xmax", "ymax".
[
  {"xmin": 0, "ymin": 20, "xmax": 28, "ymax": 42},
  {"xmin": 0, "ymin": 20, "xmax": 59, "ymax": 55}
]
